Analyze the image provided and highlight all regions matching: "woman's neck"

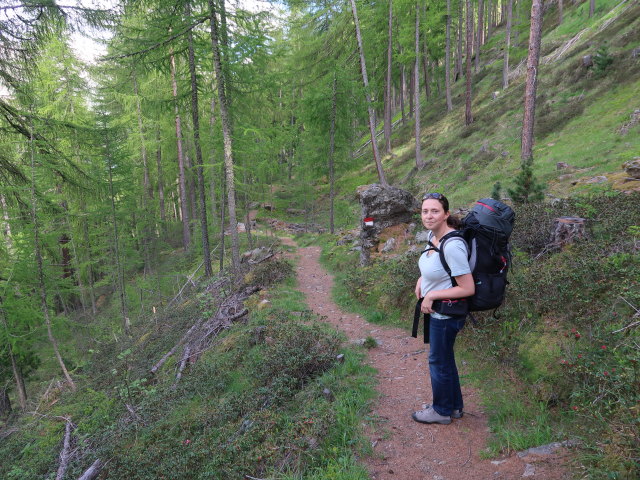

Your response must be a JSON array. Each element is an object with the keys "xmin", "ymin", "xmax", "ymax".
[{"xmin": 431, "ymin": 225, "xmax": 453, "ymax": 242}]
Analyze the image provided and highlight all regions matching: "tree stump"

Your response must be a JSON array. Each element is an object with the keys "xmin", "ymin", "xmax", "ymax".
[{"xmin": 549, "ymin": 217, "xmax": 587, "ymax": 248}]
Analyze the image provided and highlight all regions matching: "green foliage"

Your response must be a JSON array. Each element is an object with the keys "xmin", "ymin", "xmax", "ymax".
[
  {"xmin": 362, "ymin": 336, "xmax": 378, "ymax": 349},
  {"xmin": 507, "ymin": 157, "xmax": 547, "ymax": 205},
  {"xmin": 593, "ymin": 45, "xmax": 614, "ymax": 75},
  {"xmin": 491, "ymin": 181, "xmax": 502, "ymax": 201}
]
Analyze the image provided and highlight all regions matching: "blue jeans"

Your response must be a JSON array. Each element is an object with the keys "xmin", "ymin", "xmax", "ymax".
[{"xmin": 428, "ymin": 314, "xmax": 465, "ymax": 416}]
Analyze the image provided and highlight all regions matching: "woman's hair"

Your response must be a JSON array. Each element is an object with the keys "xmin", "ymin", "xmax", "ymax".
[{"xmin": 422, "ymin": 192, "xmax": 462, "ymax": 229}]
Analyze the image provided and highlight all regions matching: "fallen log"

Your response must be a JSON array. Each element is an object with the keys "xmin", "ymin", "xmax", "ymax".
[
  {"xmin": 77, "ymin": 459, "xmax": 103, "ymax": 480},
  {"xmin": 56, "ymin": 417, "xmax": 74, "ymax": 480}
]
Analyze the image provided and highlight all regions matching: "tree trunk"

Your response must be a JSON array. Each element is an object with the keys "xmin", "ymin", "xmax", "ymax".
[
  {"xmin": 155, "ymin": 129, "xmax": 166, "ymax": 228},
  {"xmin": 414, "ymin": 0, "xmax": 423, "ymax": 168},
  {"xmin": 29, "ymin": 115, "xmax": 76, "ymax": 391},
  {"xmin": 400, "ymin": 63, "xmax": 406, "ymax": 124},
  {"xmin": 558, "ymin": 0, "xmax": 563, "ymax": 24},
  {"xmin": 476, "ymin": 0, "xmax": 484, "ymax": 72},
  {"xmin": 349, "ymin": 0, "xmax": 388, "ymax": 186},
  {"xmin": 9, "ymin": 344, "xmax": 27, "ymax": 409},
  {"xmin": 81, "ymin": 207, "xmax": 97, "ymax": 315},
  {"xmin": 186, "ymin": 0, "xmax": 213, "ymax": 277},
  {"xmin": 170, "ymin": 50, "xmax": 191, "ymax": 251},
  {"xmin": 456, "ymin": 0, "xmax": 464, "ymax": 81},
  {"xmin": 445, "ymin": 0, "xmax": 453, "ymax": 111},
  {"xmin": 503, "ymin": 0, "xmax": 513, "ymax": 89},
  {"xmin": 132, "ymin": 74, "xmax": 152, "ymax": 276},
  {"xmin": 408, "ymin": 64, "xmax": 414, "ymax": 118},
  {"xmin": 465, "ymin": 0, "xmax": 474, "ymax": 125},
  {"xmin": 487, "ymin": 0, "xmax": 493, "ymax": 40},
  {"xmin": 329, "ymin": 73, "xmax": 337, "ymax": 234},
  {"xmin": 208, "ymin": 96, "xmax": 218, "ymax": 225},
  {"xmin": 103, "ymin": 127, "xmax": 130, "ymax": 336},
  {"xmin": 589, "ymin": 0, "xmax": 595, "ymax": 18},
  {"xmin": 209, "ymin": 0, "xmax": 241, "ymax": 271},
  {"xmin": 521, "ymin": 0, "xmax": 543, "ymax": 163},
  {"xmin": 384, "ymin": 0, "xmax": 393, "ymax": 155},
  {"xmin": 219, "ymin": 163, "xmax": 226, "ymax": 271}
]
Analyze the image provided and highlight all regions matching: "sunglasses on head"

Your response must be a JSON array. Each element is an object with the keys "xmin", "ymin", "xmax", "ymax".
[{"xmin": 422, "ymin": 192, "xmax": 444, "ymax": 200}]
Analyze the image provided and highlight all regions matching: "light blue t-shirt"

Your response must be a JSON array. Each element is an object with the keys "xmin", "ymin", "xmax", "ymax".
[{"xmin": 418, "ymin": 234, "xmax": 471, "ymax": 319}]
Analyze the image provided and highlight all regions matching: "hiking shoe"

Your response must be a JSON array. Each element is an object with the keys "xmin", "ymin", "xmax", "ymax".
[
  {"xmin": 412, "ymin": 406, "xmax": 451, "ymax": 425},
  {"xmin": 422, "ymin": 403, "xmax": 463, "ymax": 419}
]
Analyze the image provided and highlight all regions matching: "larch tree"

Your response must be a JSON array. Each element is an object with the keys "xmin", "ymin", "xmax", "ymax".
[
  {"xmin": 349, "ymin": 0, "xmax": 389, "ymax": 186},
  {"xmin": 521, "ymin": 0, "xmax": 543, "ymax": 163},
  {"xmin": 465, "ymin": 0, "xmax": 473, "ymax": 125}
]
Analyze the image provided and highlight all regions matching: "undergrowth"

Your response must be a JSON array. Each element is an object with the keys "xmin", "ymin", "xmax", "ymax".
[{"xmin": 0, "ymin": 259, "xmax": 376, "ymax": 479}]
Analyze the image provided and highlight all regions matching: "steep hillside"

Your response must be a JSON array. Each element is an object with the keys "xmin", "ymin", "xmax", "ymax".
[{"xmin": 297, "ymin": 0, "xmax": 640, "ymax": 229}]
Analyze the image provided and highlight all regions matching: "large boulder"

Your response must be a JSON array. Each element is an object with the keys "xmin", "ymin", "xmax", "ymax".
[{"xmin": 356, "ymin": 184, "xmax": 420, "ymax": 264}]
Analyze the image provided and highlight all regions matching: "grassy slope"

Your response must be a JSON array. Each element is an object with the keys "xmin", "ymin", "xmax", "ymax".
[{"xmin": 0, "ymin": 238, "xmax": 376, "ymax": 479}]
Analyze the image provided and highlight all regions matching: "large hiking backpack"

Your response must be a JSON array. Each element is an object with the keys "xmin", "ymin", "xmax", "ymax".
[{"xmin": 430, "ymin": 198, "xmax": 515, "ymax": 312}]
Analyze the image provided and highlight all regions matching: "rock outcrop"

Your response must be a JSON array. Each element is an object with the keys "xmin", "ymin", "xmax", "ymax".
[{"xmin": 356, "ymin": 184, "xmax": 420, "ymax": 265}]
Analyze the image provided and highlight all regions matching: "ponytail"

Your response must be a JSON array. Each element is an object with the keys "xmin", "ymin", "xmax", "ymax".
[{"xmin": 447, "ymin": 215, "xmax": 462, "ymax": 229}]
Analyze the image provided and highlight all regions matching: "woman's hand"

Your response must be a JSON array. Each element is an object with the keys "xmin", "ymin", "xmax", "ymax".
[
  {"xmin": 420, "ymin": 293, "xmax": 435, "ymax": 314},
  {"xmin": 415, "ymin": 277, "xmax": 422, "ymax": 299}
]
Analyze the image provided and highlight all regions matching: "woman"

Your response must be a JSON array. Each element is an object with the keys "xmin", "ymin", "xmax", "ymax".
[{"xmin": 412, "ymin": 193, "xmax": 475, "ymax": 425}]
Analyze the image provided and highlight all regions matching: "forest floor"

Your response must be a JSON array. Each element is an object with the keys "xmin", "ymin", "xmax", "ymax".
[{"xmin": 282, "ymin": 236, "xmax": 574, "ymax": 480}]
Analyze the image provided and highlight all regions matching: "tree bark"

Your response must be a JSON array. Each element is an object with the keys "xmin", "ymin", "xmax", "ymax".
[
  {"xmin": 487, "ymin": 0, "xmax": 493, "ymax": 40},
  {"xmin": 465, "ymin": 0, "xmax": 474, "ymax": 125},
  {"xmin": 170, "ymin": 49, "xmax": 191, "ymax": 251},
  {"xmin": 8, "ymin": 343, "xmax": 27, "ymax": 409},
  {"xmin": 77, "ymin": 459, "xmax": 103, "ymax": 480},
  {"xmin": 476, "ymin": 0, "xmax": 484, "ymax": 72},
  {"xmin": 503, "ymin": 0, "xmax": 513, "ymax": 89},
  {"xmin": 384, "ymin": 0, "xmax": 393, "ymax": 155},
  {"xmin": 414, "ymin": 0, "xmax": 423, "ymax": 168},
  {"xmin": 521, "ymin": 0, "xmax": 543, "ymax": 163},
  {"xmin": 456, "ymin": 0, "xmax": 464, "ymax": 81},
  {"xmin": 155, "ymin": 129, "xmax": 166, "ymax": 228},
  {"xmin": 558, "ymin": 0, "xmax": 563, "ymax": 24},
  {"xmin": 349, "ymin": 0, "xmax": 388, "ymax": 186},
  {"xmin": 186, "ymin": 0, "xmax": 213, "ymax": 277},
  {"xmin": 29, "ymin": 114, "xmax": 76, "ymax": 391},
  {"xmin": 445, "ymin": 0, "xmax": 453, "ymax": 111},
  {"xmin": 589, "ymin": 0, "xmax": 595, "ymax": 18},
  {"xmin": 329, "ymin": 73, "xmax": 337, "ymax": 234},
  {"xmin": 104, "ymin": 127, "xmax": 130, "ymax": 336},
  {"xmin": 208, "ymin": 96, "xmax": 218, "ymax": 225},
  {"xmin": 400, "ymin": 63, "xmax": 406, "ymax": 124},
  {"xmin": 209, "ymin": 0, "xmax": 241, "ymax": 271},
  {"xmin": 132, "ymin": 74, "xmax": 152, "ymax": 275}
]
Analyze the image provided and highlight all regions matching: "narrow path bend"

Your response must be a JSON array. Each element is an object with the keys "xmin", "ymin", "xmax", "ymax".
[{"xmin": 285, "ymin": 239, "xmax": 570, "ymax": 480}]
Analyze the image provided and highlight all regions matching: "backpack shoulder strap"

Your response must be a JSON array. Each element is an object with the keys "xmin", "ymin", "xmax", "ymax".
[{"xmin": 437, "ymin": 231, "xmax": 467, "ymax": 287}]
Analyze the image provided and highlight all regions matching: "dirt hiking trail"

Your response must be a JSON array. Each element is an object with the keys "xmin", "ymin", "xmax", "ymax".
[{"xmin": 283, "ymin": 238, "xmax": 571, "ymax": 480}]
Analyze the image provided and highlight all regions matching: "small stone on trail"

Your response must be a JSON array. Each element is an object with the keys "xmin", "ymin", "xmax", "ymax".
[
  {"xmin": 523, "ymin": 463, "xmax": 536, "ymax": 477},
  {"xmin": 491, "ymin": 460, "xmax": 507, "ymax": 465},
  {"xmin": 336, "ymin": 354, "xmax": 345, "ymax": 363}
]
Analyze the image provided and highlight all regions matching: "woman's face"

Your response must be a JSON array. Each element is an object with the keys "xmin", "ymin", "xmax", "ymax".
[{"xmin": 421, "ymin": 198, "xmax": 449, "ymax": 230}]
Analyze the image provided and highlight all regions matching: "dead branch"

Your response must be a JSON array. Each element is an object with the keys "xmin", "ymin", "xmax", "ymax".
[
  {"xmin": 613, "ymin": 320, "xmax": 640, "ymax": 334},
  {"xmin": 125, "ymin": 403, "xmax": 145, "ymax": 425},
  {"xmin": 150, "ymin": 317, "xmax": 204, "ymax": 375},
  {"xmin": 173, "ymin": 345, "xmax": 191, "ymax": 388},
  {"xmin": 56, "ymin": 417, "xmax": 74, "ymax": 480},
  {"xmin": 402, "ymin": 349, "xmax": 427, "ymax": 358},
  {"xmin": 167, "ymin": 261, "xmax": 204, "ymax": 309},
  {"xmin": 77, "ymin": 459, "xmax": 103, "ymax": 480}
]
